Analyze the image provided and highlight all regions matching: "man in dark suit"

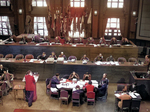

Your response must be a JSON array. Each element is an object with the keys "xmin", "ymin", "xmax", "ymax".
[
  {"xmin": 50, "ymin": 73, "xmax": 60, "ymax": 88},
  {"xmin": 25, "ymin": 70, "xmax": 35, "ymax": 107},
  {"xmin": 37, "ymin": 52, "xmax": 47, "ymax": 60},
  {"xmin": 110, "ymin": 37, "xmax": 117, "ymax": 45},
  {"xmin": 96, "ymin": 80, "xmax": 107, "ymax": 97}
]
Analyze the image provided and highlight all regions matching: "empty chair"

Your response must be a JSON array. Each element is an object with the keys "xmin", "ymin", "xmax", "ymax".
[
  {"xmin": 87, "ymin": 92, "xmax": 95, "ymax": 105},
  {"xmin": 25, "ymin": 54, "xmax": 34, "ymax": 59},
  {"xmin": 5, "ymin": 54, "xmax": 13, "ymax": 59},
  {"xmin": 0, "ymin": 54, "xmax": 4, "ymax": 58},
  {"xmin": 15, "ymin": 54, "xmax": 24, "ymax": 60},
  {"xmin": 131, "ymin": 99, "xmax": 141, "ymax": 112},
  {"xmin": 117, "ymin": 57, "xmax": 127, "ymax": 62},
  {"xmin": 106, "ymin": 57, "xmax": 115, "ymax": 61},
  {"xmin": 72, "ymin": 92, "xmax": 80, "ymax": 106},
  {"xmin": 128, "ymin": 58, "xmax": 138, "ymax": 63},
  {"xmin": 60, "ymin": 90, "xmax": 70, "ymax": 105},
  {"xmin": 68, "ymin": 56, "xmax": 77, "ymax": 61},
  {"xmin": 119, "ymin": 99, "xmax": 131, "ymax": 112}
]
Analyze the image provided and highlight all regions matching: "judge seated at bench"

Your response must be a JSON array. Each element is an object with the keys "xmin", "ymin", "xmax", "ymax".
[
  {"xmin": 68, "ymin": 71, "xmax": 80, "ymax": 80},
  {"xmin": 99, "ymin": 37, "xmax": 106, "ymax": 45},
  {"xmin": 121, "ymin": 37, "xmax": 130, "ymax": 45},
  {"xmin": 87, "ymin": 37, "xmax": 94, "ymax": 44},
  {"xmin": 65, "ymin": 37, "xmax": 73, "ymax": 44},
  {"xmin": 77, "ymin": 37, "xmax": 84, "ymax": 44},
  {"xmin": 55, "ymin": 36, "xmax": 60, "ymax": 43},
  {"xmin": 49, "ymin": 52, "xmax": 57, "ymax": 60},
  {"xmin": 110, "ymin": 37, "xmax": 117, "ymax": 45},
  {"xmin": 58, "ymin": 52, "xmax": 67, "ymax": 60},
  {"xmin": 80, "ymin": 54, "xmax": 89, "ymax": 61},
  {"xmin": 37, "ymin": 52, "xmax": 47, "ymax": 60},
  {"xmin": 95, "ymin": 53, "xmax": 103, "ymax": 61}
]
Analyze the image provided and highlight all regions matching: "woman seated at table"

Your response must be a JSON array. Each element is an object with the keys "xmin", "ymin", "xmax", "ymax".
[
  {"xmin": 58, "ymin": 52, "xmax": 67, "ymax": 60},
  {"xmin": 55, "ymin": 36, "xmax": 60, "ymax": 43},
  {"xmin": 87, "ymin": 37, "xmax": 94, "ymax": 44},
  {"xmin": 83, "ymin": 72, "xmax": 91, "ymax": 80},
  {"xmin": 96, "ymin": 80, "xmax": 107, "ymax": 98},
  {"xmin": 68, "ymin": 71, "xmax": 80, "ymax": 80},
  {"xmin": 49, "ymin": 52, "xmax": 57, "ymax": 60},
  {"xmin": 99, "ymin": 37, "xmax": 106, "ymax": 45},
  {"xmin": 95, "ymin": 53, "xmax": 103, "ymax": 61},
  {"xmin": 110, "ymin": 37, "xmax": 117, "ymax": 45},
  {"xmin": 99, "ymin": 73, "xmax": 109, "ymax": 86},
  {"xmin": 144, "ymin": 55, "xmax": 150, "ymax": 70},
  {"xmin": 50, "ymin": 73, "xmax": 60, "ymax": 88},
  {"xmin": 80, "ymin": 54, "xmax": 89, "ymax": 61}
]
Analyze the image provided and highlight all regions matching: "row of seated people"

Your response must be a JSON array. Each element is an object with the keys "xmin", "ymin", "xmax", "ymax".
[
  {"xmin": 0, "ymin": 64, "xmax": 14, "ymax": 97},
  {"xmin": 55, "ymin": 36, "xmax": 131, "ymax": 45},
  {"xmin": 46, "ymin": 72, "xmax": 109, "ymax": 105},
  {"xmin": 8, "ymin": 34, "xmax": 131, "ymax": 45},
  {"xmin": 0, "ymin": 52, "xmax": 139, "ymax": 63}
]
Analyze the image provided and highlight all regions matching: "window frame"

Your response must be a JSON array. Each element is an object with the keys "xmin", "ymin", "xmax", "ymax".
[
  {"xmin": 70, "ymin": 0, "xmax": 85, "ymax": 8},
  {"xmin": 107, "ymin": 0, "xmax": 124, "ymax": 8},
  {"xmin": 32, "ymin": 0, "xmax": 47, "ymax": 7},
  {"xmin": 0, "ymin": 0, "xmax": 10, "ymax": 6}
]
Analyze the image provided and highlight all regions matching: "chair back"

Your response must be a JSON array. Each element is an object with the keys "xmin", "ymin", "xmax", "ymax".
[
  {"xmin": 1, "ymin": 83, "xmax": 6, "ymax": 91},
  {"xmin": 131, "ymin": 99, "xmax": 141, "ymax": 109},
  {"xmin": 128, "ymin": 58, "xmax": 138, "ymax": 63},
  {"xmin": 72, "ymin": 92, "xmax": 80, "ymax": 99},
  {"xmin": 68, "ymin": 56, "xmax": 77, "ymax": 61},
  {"xmin": 106, "ymin": 57, "xmax": 115, "ymax": 61},
  {"xmin": 117, "ymin": 57, "xmax": 127, "ymax": 62},
  {"xmin": 25, "ymin": 54, "xmax": 34, "ymax": 59},
  {"xmin": 0, "ymin": 54, "xmax": 4, "ymax": 58},
  {"xmin": 60, "ymin": 90, "xmax": 68, "ymax": 97},
  {"xmin": 5, "ymin": 54, "xmax": 13, "ymax": 59},
  {"xmin": 87, "ymin": 92, "xmax": 95, "ymax": 99},
  {"xmin": 122, "ymin": 99, "xmax": 131, "ymax": 109},
  {"xmin": 15, "ymin": 54, "xmax": 24, "ymax": 60},
  {"xmin": 46, "ymin": 78, "xmax": 51, "ymax": 86},
  {"xmin": 62, "ymin": 74, "xmax": 69, "ymax": 79}
]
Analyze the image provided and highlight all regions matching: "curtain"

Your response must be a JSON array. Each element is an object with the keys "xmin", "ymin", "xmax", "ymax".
[
  {"xmin": 102, "ymin": 18, "xmax": 107, "ymax": 37},
  {"xmin": 8, "ymin": 16, "xmax": 15, "ymax": 35},
  {"xmin": 120, "ymin": 18, "xmax": 125, "ymax": 37},
  {"xmin": 24, "ymin": 15, "xmax": 34, "ymax": 34},
  {"xmin": 10, "ymin": 0, "xmax": 14, "ymax": 11}
]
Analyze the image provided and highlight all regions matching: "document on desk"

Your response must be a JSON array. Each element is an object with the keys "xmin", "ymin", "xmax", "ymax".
[
  {"xmin": 129, "ymin": 92, "xmax": 137, "ymax": 98},
  {"xmin": 115, "ymin": 93, "xmax": 120, "ymax": 97}
]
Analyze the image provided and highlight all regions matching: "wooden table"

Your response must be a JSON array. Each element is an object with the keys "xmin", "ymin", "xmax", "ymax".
[
  {"xmin": 0, "ymin": 42, "xmax": 138, "ymax": 61},
  {"xmin": 14, "ymin": 109, "xmax": 74, "ymax": 112},
  {"xmin": 0, "ymin": 59, "xmax": 147, "ymax": 83},
  {"xmin": 13, "ymin": 84, "xmax": 25, "ymax": 100}
]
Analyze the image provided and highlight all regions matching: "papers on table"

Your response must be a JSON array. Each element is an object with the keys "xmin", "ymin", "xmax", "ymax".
[
  {"xmin": 95, "ymin": 61, "xmax": 119, "ymax": 66},
  {"xmin": 29, "ymin": 59, "xmax": 44, "ymax": 63},
  {"xmin": 50, "ymin": 88, "xmax": 58, "ymax": 92},
  {"xmin": 129, "ymin": 92, "xmax": 137, "ymax": 98},
  {"xmin": 115, "ymin": 93, "xmax": 120, "ymax": 97}
]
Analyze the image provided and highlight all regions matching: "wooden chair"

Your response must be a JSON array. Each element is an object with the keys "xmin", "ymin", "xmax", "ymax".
[
  {"xmin": 87, "ymin": 92, "xmax": 95, "ymax": 105},
  {"xmin": 59, "ymin": 90, "xmax": 70, "ymax": 105},
  {"xmin": 0, "ymin": 54, "xmax": 4, "ymax": 58},
  {"xmin": 72, "ymin": 92, "xmax": 80, "ymax": 107},
  {"xmin": 25, "ymin": 54, "xmax": 34, "ymax": 59},
  {"xmin": 119, "ymin": 99, "xmax": 131, "ymax": 112},
  {"xmin": 5, "ymin": 54, "xmax": 13, "ymax": 59},
  {"xmin": 15, "ymin": 54, "xmax": 24, "ymax": 60},
  {"xmin": 128, "ymin": 58, "xmax": 138, "ymax": 63},
  {"xmin": 117, "ymin": 57, "xmax": 127, "ymax": 62}
]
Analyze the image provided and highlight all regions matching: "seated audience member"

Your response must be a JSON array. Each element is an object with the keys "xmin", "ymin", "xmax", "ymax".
[
  {"xmin": 65, "ymin": 37, "xmax": 73, "ymax": 44},
  {"xmin": 117, "ymin": 86, "xmax": 131, "ymax": 110},
  {"xmin": 110, "ymin": 37, "xmax": 117, "ymax": 45},
  {"xmin": 96, "ymin": 80, "xmax": 107, "ymax": 97},
  {"xmin": 129, "ymin": 82, "xmax": 137, "ymax": 92},
  {"xmin": 144, "ymin": 55, "xmax": 150, "ymax": 70},
  {"xmin": 87, "ymin": 37, "xmax": 94, "ymax": 44},
  {"xmin": 121, "ymin": 37, "xmax": 130, "ymax": 45},
  {"xmin": 34, "ymin": 34, "xmax": 44, "ymax": 43},
  {"xmin": 106, "ymin": 55, "xmax": 115, "ymax": 62},
  {"xmin": 145, "ymin": 70, "xmax": 150, "ymax": 78},
  {"xmin": 58, "ymin": 52, "xmax": 67, "ymax": 60},
  {"xmin": 99, "ymin": 73, "xmax": 109, "ymax": 86},
  {"xmin": 0, "ymin": 64, "xmax": 6, "ymax": 76},
  {"xmin": 51, "ymin": 73, "xmax": 60, "ymax": 88},
  {"xmin": 37, "ymin": 52, "xmax": 47, "ymax": 60},
  {"xmin": 68, "ymin": 71, "xmax": 80, "ymax": 80},
  {"xmin": 73, "ymin": 85, "xmax": 84, "ymax": 104},
  {"xmin": 49, "ymin": 52, "xmax": 57, "ymax": 60},
  {"xmin": 80, "ymin": 54, "xmax": 89, "ymax": 61},
  {"xmin": 95, "ymin": 53, "xmax": 103, "ymax": 61},
  {"xmin": 83, "ymin": 72, "xmax": 91, "ymax": 80},
  {"xmin": 99, "ymin": 37, "xmax": 106, "ymax": 44},
  {"xmin": 77, "ymin": 37, "xmax": 83, "ymax": 43},
  {"xmin": 55, "ymin": 36, "xmax": 60, "ymax": 43},
  {"xmin": 85, "ymin": 81, "xmax": 95, "ymax": 93}
]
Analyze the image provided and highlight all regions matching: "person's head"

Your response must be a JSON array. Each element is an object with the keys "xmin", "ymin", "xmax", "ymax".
[
  {"xmin": 56, "ymin": 73, "xmax": 59, "ymax": 79},
  {"xmin": 99, "ymin": 53, "xmax": 102, "ymax": 57},
  {"xmin": 110, "ymin": 55, "xmax": 112, "ymax": 58},
  {"xmin": 72, "ymin": 71, "xmax": 76, "ymax": 75},
  {"xmin": 103, "ymin": 73, "xmax": 107, "ymax": 79},
  {"xmin": 122, "ymin": 85, "xmax": 127, "ymax": 92},
  {"xmin": 3, "ymin": 70, "xmax": 7, "ymax": 74},
  {"xmin": 90, "ymin": 37, "xmax": 92, "ymax": 40},
  {"xmin": 56, "ymin": 36, "xmax": 59, "ymax": 40},
  {"xmin": 86, "ymin": 72, "xmax": 89, "ymax": 74},
  {"xmin": 76, "ymin": 85, "xmax": 80, "ymax": 90},
  {"xmin": 125, "ymin": 38, "xmax": 128, "ymax": 42},
  {"xmin": 26, "ymin": 70, "xmax": 32, "ymax": 75},
  {"xmin": 42, "ymin": 52, "xmax": 46, "ymax": 57},
  {"xmin": 112, "ymin": 37, "xmax": 116, "ymax": 41},
  {"xmin": 61, "ymin": 52, "xmax": 64, "ymax": 55},
  {"xmin": 147, "ymin": 70, "xmax": 150, "ymax": 74},
  {"xmin": 0, "ymin": 64, "xmax": 3, "ymax": 69},
  {"xmin": 88, "ymin": 80, "xmax": 92, "ymax": 85},
  {"xmin": 52, "ymin": 52, "xmax": 55, "ymax": 56},
  {"xmin": 83, "ymin": 54, "xmax": 86, "ymax": 58}
]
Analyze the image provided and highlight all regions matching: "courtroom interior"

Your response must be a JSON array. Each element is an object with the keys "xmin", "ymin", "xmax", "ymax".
[{"xmin": 0, "ymin": 0, "xmax": 150, "ymax": 112}]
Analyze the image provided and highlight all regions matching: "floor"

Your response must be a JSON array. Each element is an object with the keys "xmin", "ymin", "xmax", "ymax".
[{"xmin": 0, "ymin": 80, "xmax": 150, "ymax": 112}]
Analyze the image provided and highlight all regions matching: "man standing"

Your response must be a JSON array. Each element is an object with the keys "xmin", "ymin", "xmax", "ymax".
[{"xmin": 25, "ymin": 70, "xmax": 35, "ymax": 107}]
